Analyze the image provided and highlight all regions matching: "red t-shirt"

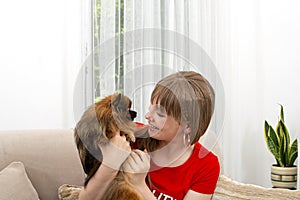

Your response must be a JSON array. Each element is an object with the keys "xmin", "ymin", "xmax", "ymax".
[{"xmin": 147, "ymin": 142, "xmax": 220, "ymax": 200}]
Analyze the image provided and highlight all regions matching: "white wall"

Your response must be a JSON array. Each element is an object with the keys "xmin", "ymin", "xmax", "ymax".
[{"xmin": 0, "ymin": 0, "xmax": 81, "ymax": 130}]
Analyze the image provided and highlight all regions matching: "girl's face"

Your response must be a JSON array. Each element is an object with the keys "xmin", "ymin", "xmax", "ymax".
[{"xmin": 145, "ymin": 103, "xmax": 180, "ymax": 143}]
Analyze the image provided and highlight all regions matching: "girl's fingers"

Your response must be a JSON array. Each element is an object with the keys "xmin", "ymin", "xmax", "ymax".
[
  {"xmin": 132, "ymin": 149, "xmax": 150, "ymax": 162},
  {"xmin": 121, "ymin": 150, "xmax": 150, "ymax": 173},
  {"xmin": 130, "ymin": 151, "xmax": 142, "ymax": 164},
  {"xmin": 122, "ymin": 156, "xmax": 135, "ymax": 173}
]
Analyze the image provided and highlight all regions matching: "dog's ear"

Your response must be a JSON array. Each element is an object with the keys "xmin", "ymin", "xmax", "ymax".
[
  {"xmin": 111, "ymin": 93, "xmax": 129, "ymax": 113},
  {"xmin": 111, "ymin": 93, "xmax": 122, "ymax": 107},
  {"xmin": 111, "ymin": 93, "xmax": 123, "ymax": 111}
]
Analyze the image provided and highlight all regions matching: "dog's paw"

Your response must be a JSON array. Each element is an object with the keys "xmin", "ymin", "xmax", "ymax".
[{"xmin": 127, "ymin": 133, "xmax": 136, "ymax": 143}]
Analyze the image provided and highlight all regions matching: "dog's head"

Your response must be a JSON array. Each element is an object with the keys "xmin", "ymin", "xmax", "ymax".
[
  {"xmin": 95, "ymin": 93, "xmax": 137, "ymax": 142},
  {"xmin": 75, "ymin": 93, "xmax": 137, "ymax": 152}
]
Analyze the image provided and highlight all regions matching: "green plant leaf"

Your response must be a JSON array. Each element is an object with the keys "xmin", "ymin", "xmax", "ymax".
[
  {"xmin": 264, "ymin": 120, "xmax": 270, "ymax": 142},
  {"xmin": 286, "ymin": 144, "xmax": 291, "ymax": 167},
  {"xmin": 279, "ymin": 104, "xmax": 284, "ymax": 122},
  {"xmin": 269, "ymin": 125, "xmax": 280, "ymax": 147},
  {"xmin": 276, "ymin": 120, "xmax": 283, "ymax": 139},
  {"xmin": 266, "ymin": 134, "xmax": 282, "ymax": 166},
  {"xmin": 279, "ymin": 120, "xmax": 290, "ymax": 166},
  {"xmin": 264, "ymin": 122, "xmax": 280, "ymax": 165},
  {"xmin": 279, "ymin": 132, "xmax": 287, "ymax": 167},
  {"xmin": 288, "ymin": 139, "xmax": 298, "ymax": 166},
  {"xmin": 280, "ymin": 120, "xmax": 290, "ymax": 146}
]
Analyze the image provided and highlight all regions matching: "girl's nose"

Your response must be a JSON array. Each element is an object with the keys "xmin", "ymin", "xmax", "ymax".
[{"xmin": 145, "ymin": 111, "xmax": 152, "ymax": 121}]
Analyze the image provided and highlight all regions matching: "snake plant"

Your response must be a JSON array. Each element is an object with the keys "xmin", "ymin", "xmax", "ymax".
[{"xmin": 264, "ymin": 105, "xmax": 298, "ymax": 167}]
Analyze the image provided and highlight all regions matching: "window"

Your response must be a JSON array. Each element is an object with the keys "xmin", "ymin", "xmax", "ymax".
[{"xmin": 93, "ymin": 0, "xmax": 125, "ymax": 102}]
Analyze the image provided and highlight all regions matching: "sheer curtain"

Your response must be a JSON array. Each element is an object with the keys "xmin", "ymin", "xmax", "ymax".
[
  {"xmin": 80, "ymin": 0, "xmax": 300, "ymax": 188},
  {"xmin": 0, "ymin": 0, "xmax": 81, "ymax": 130},
  {"xmin": 218, "ymin": 0, "xmax": 300, "ymax": 188}
]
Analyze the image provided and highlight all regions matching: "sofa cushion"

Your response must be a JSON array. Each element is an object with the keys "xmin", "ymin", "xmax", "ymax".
[
  {"xmin": 214, "ymin": 175, "xmax": 300, "ymax": 199},
  {"xmin": 0, "ymin": 161, "xmax": 39, "ymax": 200}
]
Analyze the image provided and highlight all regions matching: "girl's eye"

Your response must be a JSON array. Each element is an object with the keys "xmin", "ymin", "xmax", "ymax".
[{"xmin": 157, "ymin": 112, "xmax": 166, "ymax": 117}]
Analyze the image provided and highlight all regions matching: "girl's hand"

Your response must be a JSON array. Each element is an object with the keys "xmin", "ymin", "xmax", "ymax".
[
  {"xmin": 122, "ymin": 149, "xmax": 150, "ymax": 186},
  {"xmin": 98, "ymin": 131, "xmax": 131, "ymax": 170}
]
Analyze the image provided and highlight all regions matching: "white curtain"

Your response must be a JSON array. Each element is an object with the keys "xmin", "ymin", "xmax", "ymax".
[
  {"xmin": 91, "ymin": 0, "xmax": 223, "ymax": 129},
  {"xmin": 218, "ymin": 0, "xmax": 300, "ymax": 188},
  {"xmin": 82, "ymin": 0, "xmax": 300, "ymax": 189}
]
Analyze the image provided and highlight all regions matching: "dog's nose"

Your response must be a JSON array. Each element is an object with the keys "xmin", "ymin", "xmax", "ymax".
[{"xmin": 129, "ymin": 110, "xmax": 137, "ymax": 120}]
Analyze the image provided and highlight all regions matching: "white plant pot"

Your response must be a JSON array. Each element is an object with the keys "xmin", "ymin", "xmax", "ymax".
[{"xmin": 271, "ymin": 165, "xmax": 297, "ymax": 189}]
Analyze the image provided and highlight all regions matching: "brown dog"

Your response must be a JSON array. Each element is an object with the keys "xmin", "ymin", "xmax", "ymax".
[{"xmin": 74, "ymin": 93, "xmax": 144, "ymax": 200}]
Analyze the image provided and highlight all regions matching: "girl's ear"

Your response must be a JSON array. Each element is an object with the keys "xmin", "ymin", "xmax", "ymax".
[{"xmin": 183, "ymin": 122, "xmax": 191, "ymax": 134}]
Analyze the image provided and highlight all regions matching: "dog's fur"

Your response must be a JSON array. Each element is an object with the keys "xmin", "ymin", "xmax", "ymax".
[{"xmin": 74, "ymin": 93, "xmax": 144, "ymax": 200}]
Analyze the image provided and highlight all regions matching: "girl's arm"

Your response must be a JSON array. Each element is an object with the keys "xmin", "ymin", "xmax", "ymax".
[
  {"xmin": 79, "ymin": 164, "xmax": 118, "ymax": 200},
  {"xmin": 122, "ymin": 150, "xmax": 156, "ymax": 200},
  {"xmin": 135, "ymin": 183, "xmax": 157, "ymax": 200},
  {"xmin": 183, "ymin": 190, "xmax": 212, "ymax": 200},
  {"xmin": 79, "ymin": 132, "xmax": 131, "ymax": 200}
]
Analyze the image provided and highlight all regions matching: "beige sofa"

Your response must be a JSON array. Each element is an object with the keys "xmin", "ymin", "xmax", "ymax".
[
  {"xmin": 0, "ymin": 129, "xmax": 85, "ymax": 200},
  {"xmin": 1, "ymin": 129, "xmax": 300, "ymax": 200}
]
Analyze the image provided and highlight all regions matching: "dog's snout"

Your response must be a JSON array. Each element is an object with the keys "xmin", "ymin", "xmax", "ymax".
[{"xmin": 129, "ymin": 110, "xmax": 137, "ymax": 120}]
